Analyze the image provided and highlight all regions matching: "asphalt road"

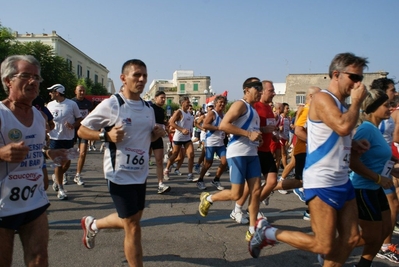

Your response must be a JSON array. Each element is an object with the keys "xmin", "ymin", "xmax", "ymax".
[{"xmin": 11, "ymin": 140, "xmax": 399, "ymax": 267}]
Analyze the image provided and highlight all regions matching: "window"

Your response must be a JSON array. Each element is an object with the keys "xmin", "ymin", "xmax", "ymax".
[
  {"xmin": 296, "ymin": 94, "xmax": 306, "ymax": 105},
  {"xmin": 179, "ymin": 84, "xmax": 185, "ymax": 94},
  {"xmin": 101, "ymin": 78, "xmax": 104, "ymax": 85},
  {"xmin": 94, "ymin": 74, "xmax": 98, "ymax": 84},
  {"xmin": 66, "ymin": 59, "xmax": 72, "ymax": 71},
  {"xmin": 193, "ymin": 83, "xmax": 198, "ymax": 92},
  {"xmin": 77, "ymin": 64, "xmax": 82, "ymax": 78},
  {"xmin": 87, "ymin": 70, "xmax": 90, "ymax": 79}
]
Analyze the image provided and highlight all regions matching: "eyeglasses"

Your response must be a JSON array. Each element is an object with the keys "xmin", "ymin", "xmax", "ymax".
[
  {"xmin": 252, "ymin": 85, "xmax": 263, "ymax": 92},
  {"xmin": 342, "ymin": 71, "xmax": 363, "ymax": 83},
  {"xmin": 12, "ymin": 73, "xmax": 43, "ymax": 83}
]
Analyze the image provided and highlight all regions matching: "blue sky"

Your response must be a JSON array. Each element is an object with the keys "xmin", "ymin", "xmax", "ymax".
[{"xmin": 2, "ymin": 0, "xmax": 399, "ymax": 101}]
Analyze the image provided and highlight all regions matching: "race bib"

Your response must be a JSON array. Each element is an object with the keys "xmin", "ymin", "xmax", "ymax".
[
  {"xmin": 338, "ymin": 145, "xmax": 351, "ymax": 170},
  {"xmin": 382, "ymin": 160, "xmax": 395, "ymax": 177},
  {"xmin": 117, "ymin": 147, "xmax": 148, "ymax": 172},
  {"xmin": 0, "ymin": 169, "xmax": 47, "ymax": 214},
  {"xmin": 266, "ymin": 118, "xmax": 275, "ymax": 126}
]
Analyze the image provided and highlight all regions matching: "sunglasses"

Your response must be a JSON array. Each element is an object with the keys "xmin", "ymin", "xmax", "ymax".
[{"xmin": 342, "ymin": 71, "xmax": 363, "ymax": 83}]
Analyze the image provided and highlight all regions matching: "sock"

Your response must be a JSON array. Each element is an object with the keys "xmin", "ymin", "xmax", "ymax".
[
  {"xmin": 213, "ymin": 177, "xmax": 220, "ymax": 182},
  {"xmin": 206, "ymin": 195, "xmax": 213, "ymax": 203},
  {"xmin": 357, "ymin": 256, "xmax": 372, "ymax": 267},
  {"xmin": 91, "ymin": 220, "xmax": 98, "ymax": 232},
  {"xmin": 249, "ymin": 226, "xmax": 255, "ymax": 234},
  {"xmin": 265, "ymin": 227, "xmax": 277, "ymax": 241},
  {"xmin": 381, "ymin": 243, "xmax": 390, "ymax": 251},
  {"xmin": 234, "ymin": 203, "xmax": 242, "ymax": 213}
]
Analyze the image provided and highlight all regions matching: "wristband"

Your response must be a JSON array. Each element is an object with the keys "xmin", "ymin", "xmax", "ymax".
[
  {"xmin": 376, "ymin": 174, "xmax": 381, "ymax": 184},
  {"xmin": 99, "ymin": 130, "xmax": 107, "ymax": 142}
]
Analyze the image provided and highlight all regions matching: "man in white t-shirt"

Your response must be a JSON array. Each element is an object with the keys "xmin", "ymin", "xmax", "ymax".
[
  {"xmin": 78, "ymin": 59, "xmax": 165, "ymax": 267},
  {"xmin": 47, "ymin": 84, "xmax": 82, "ymax": 200}
]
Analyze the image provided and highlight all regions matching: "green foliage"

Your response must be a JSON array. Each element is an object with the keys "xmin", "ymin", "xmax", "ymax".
[
  {"xmin": 77, "ymin": 77, "xmax": 109, "ymax": 96},
  {"xmin": 224, "ymin": 100, "xmax": 235, "ymax": 113}
]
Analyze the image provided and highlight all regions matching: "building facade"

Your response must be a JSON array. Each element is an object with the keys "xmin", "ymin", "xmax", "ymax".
[
  {"xmin": 145, "ymin": 70, "xmax": 212, "ymax": 108},
  {"xmin": 14, "ymin": 30, "xmax": 114, "ymax": 93}
]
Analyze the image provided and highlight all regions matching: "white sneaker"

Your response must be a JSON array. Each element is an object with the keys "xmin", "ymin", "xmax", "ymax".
[
  {"xmin": 57, "ymin": 188, "xmax": 68, "ymax": 200},
  {"xmin": 52, "ymin": 174, "xmax": 59, "ymax": 192},
  {"xmin": 174, "ymin": 169, "xmax": 182, "ymax": 176},
  {"xmin": 81, "ymin": 216, "xmax": 97, "ymax": 249},
  {"xmin": 205, "ymin": 172, "xmax": 211, "ymax": 177},
  {"xmin": 88, "ymin": 146, "xmax": 92, "ymax": 151},
  {"xmin": 62, "ymin": 173, "xmax": 68, "ymax": 185},
  {"xmin": 163, "ymin": 154, "xmax": 169, "ymax": 163},
  {"xmin": 278, "ymin": 189, "xmax": 288, "ymax": 194},
  {"xmin": 92, "ymin": 146, "xmax": 97, "ymax": 151},
  {"xmin": 163, "ymin": 168, "xmax": 170, "ymax": 181},
  {"xmin": 211, "ymin": 180, "xmax": 224, "ymax": 190},
  {"xmin": 230, "ymin": 210, "xmax": 249, "ymax": 224},
  {"xmin": 74, "ymin": 174, "xmax": 85, "ymax": 186}
]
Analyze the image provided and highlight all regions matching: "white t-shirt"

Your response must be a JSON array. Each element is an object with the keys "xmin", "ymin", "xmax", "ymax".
[
  {"xmin": 47, "ymin": 98, "xmax": 81, "ymax": 140},
  {"xmin": 81, "ymin": 93, "xmax": 155, "ymax": 185}
]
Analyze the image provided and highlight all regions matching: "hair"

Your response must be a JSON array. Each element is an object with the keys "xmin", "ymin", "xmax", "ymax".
[
  {"xmin": 242, "ymin": 77, "xmax": 261, "ymax": 89},
  {"xmin": 121, "ymin": 59, "xmax": 146, "ymax": 74},
  {"xmin": 179, "ymin": 95, "xmax": 190, "ymax": 105},
  {"xmin": 328, "ymin": 53, "xmax": 369, "ymax": 79},
  {"xmin": 1, "ymin": 55, "xmax": 41, "ymax": 95},
  {"xmin": 214, "ymin": 95, "xmax": 227, "ymax": 103},
  {"xmin": 370, "ymin": 77, "xmax": 395, "ymax": 92},
  {"xmin": 282, "ymin": 102, "xmax": 289, "ymax": 108},
  {"xmin": 359, "ymin": 89, "xmax": 388, "ymax": 123},
  {"xmin": 155, "ymin": 90, "xmax": 165, "ymax": 97}
]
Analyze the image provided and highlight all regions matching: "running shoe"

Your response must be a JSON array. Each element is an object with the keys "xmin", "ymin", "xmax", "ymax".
[
  {"xmin": 277, "ymin": 176, "xmax": 288, "ymax": 194},
  {"xmin": 197, "ymin": 181, "xmax": 207, "ymax": 190},
  {"xmin": 194, "ymin": 164, "xmax": 201, "ymax": 174},
  {"xmin": 211, "ymin": 180, "xmax": 224, "ymax": 190},
  {"xmin": 230, "ymin": 210, "xmax": 249, "ymax": 224},
  {"xmin": 163, "ymin": 168, "xmax": 170, "ymax": 181},
  {"xmin": 205, "ymin": 171, "xmax": 211, "ymax": 177},
  {"xmin": 157, "ymin": 184, "xmax": 171, "ymax": 194},
  {"xmin": 293, "ymin": 188, "xmax": 306, "ymax": 202},
  {"xmin": 199, "ymin": 192, "xmax": 212, "ymax": 217},
  {"xmin": 81, "ymin": 216, "xmax": 97, "ymax": 249},
  {"xmin": 192, "ymin": 176, "xmax": 200, "ymax": 182},
  {"xmin": 394, "ymin": 223, "xmax": 399, "ymax": 235},
  {"xmin": 62, "ymin": 173, "xmax": 68, "ymax": 185},
  {"xmin": 248, "ymin": 218, "xmax": 276, "ymax": 258},
  {"xmin": 187, "ymin": 173, "xmax": 194, "ymax": 182},
  {"xmin": 174, "ymin": 169, "xmax": 182, "ymax": 176},
  {"xmin": 74, "ymin": 174, "xmax": 85, "ymax": 186},
  {"xmin": 303, "ymin": 210, "xmax": 311, "ymax": 221},
  {"xmin": 52, "ymin": 174, "xmax": 59, "ymax": 192},
  {"xmin": 57, "ymin": 188, "xmax": 68, "ymax": 200},
  {"xmin": 376, "ymin": 249, "xmax": 399, "ymax": 263},
  {"xmin": 262, "ymin": 192, "xmax": 273, "ymax": 206}
]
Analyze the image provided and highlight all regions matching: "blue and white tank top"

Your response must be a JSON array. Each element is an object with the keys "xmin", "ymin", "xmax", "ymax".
[
  {"xmin": 226, "ymin": 100, "xmax": 260, "ymax": 158},
  {"xmin": 303, "ymin": 90, "xmax": 351, "ymax": 188},
  {"xmin": 205, "ymin": 110, "xmax": 225, "ymax": 147}
]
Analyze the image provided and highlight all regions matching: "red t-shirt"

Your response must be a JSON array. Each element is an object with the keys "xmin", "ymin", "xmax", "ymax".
[{"xmin": 254, "ymin": 101, "xmax": 275, "ymax": 152}]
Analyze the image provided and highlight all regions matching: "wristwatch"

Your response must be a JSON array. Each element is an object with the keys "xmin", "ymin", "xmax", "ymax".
[{"xmin": 99, "ymin": 130, "xmax": 107, "ymax": 142}]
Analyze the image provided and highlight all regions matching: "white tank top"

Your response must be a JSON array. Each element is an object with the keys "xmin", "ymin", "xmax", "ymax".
[
  {"xmin": 379, "ymin": 117, "xmax": 394, "ymax": 145},
  {"xmin": 0, "ymin": 103, "xmax": 49, "ymax": 217},
  {"xmin": 173, "ymin": 109, "xmax": 194, "ymax": 142},
  {"xmin": 81, "ymin": 93, "xmax": 155, "ymax": 185},
  {"xmin": 205, "ymin": 110, "xmax": 225, "ymax": 147},
  {"xmin": 226, "ymin": 100, "xmax": 260, "ymax": 158},
  {"xmin": 303, "ymin": 90, "xmax": 351, "ymax": 188}
]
